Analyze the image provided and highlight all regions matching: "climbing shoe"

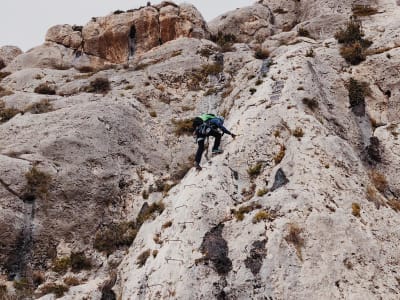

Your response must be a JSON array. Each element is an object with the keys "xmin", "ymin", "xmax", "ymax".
[
  {"xmin": 194, "ymin": 162, "xmax": 202, "ymax": 171},
  {"xmin": 212, "ymin": 149, "xmax": 223, "ymax": 154}
]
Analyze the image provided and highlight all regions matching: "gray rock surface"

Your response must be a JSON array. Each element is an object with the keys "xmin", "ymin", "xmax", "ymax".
[{"xmin": 1, "ymin": 0, "xmax": 400, "ymax": 299}]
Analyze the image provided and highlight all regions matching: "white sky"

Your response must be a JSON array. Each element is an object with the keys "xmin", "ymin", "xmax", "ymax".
[{"xmin": 0, "ymin": 0, "xmax": 254, "ymax": 51}]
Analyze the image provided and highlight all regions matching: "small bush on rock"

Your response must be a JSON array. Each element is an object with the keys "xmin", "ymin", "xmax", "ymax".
[
  {"xmin": 52, "ymin": 256, "xmax": 71, "ymax": 273},
  {"xmin": 172, "ymin": 118, "xmax": 194, "ymax": 136},
  {"xmin": 252, "ymin": 210, "xmax": 272, "ymax": 223},
  {"xmin": 94, "ymin": 222, "xmax": 137, "ymax": 255},
  {"xmin": 34, "ymin": 83, "xmax": 56, "ymax": 95},
  {"xmin": 347, "ymin": 78, "xmax": 369, "ymax": 108},
  {"xmin": 232, "ymin": 203, "xmax": 262, "ymax": 221},
  {"xmin": 70, "ymin": 252, "xmax": 92, "ymax": 272},
  {"xmin": 298, "ymin": 27, "xmax": 311, "ymax": 38},
  {"xmin": 302, "ymin": 97, "xmax": 319, "ymax": 111},
  {"xmin": 24, "ymin": 166, "xmax": 51, "ymax": 199},
  {"xmin": 40, "ymin": 283, "xmax": 69, "ymax": 298},
  {"xmin": 24, "ymin": 99, "xmax": 54, "ymax": 114},
  {"xmin": 86, "ymin": 77, "xmax": 110, "ymax": 94},
  {"xmin": 0, "ymin": 100, "xmax": 21, "ymax": 123},
  {"xmin": 335, "ymin": 19, "xmax": 371, "ymax": 65},
  {"xmin": 247, "ymin": 163, "xmax": 263, "ymax": 178}
]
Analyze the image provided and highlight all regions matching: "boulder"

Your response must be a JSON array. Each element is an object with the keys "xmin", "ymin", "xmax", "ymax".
[
  {"xmin": 208, "ymin": 3, "xmax": 274, "ymax": 44},
  {"xmin": 0, "ymin": 46, "xmax": 23, "ymax": 67},
  {"xmin": 45, "ymin": 24, "xmax": 83, "ymax": 49}
]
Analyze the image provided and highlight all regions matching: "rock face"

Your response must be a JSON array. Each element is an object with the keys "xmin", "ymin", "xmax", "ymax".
[
  {"xmin": 45, "ymin": 24, "xmax": 83, "ymax": 49},
  {"xmin": 0, "ymin": 46, "xmax": 23, "ymax": 67},
  {"xmin": 208, "ymin": 3, "xmax": 274, "ymax": 44},
  {"xmin": 77, "ymin": 2, "xmax": 208, "ymax": 64},
  {"xmin": 1, "ymin": 0, "xmax": 400, "ymax": 299}
]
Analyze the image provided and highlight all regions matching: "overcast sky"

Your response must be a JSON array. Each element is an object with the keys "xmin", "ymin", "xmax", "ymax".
[{"xmin": 0, "ymin": 0, "xmax": 253, "ymax": 51}]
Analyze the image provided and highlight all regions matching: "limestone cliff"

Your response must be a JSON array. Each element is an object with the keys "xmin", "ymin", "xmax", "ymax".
[{"xmin": 1, "ymin": 0, "xmax": 400, "ymax": 299}]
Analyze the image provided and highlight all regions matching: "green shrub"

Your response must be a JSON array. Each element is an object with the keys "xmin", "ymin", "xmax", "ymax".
[
  {"xmin": 257, "ymin": 188, "xmax": 268, "ymax": 197},
  {"xmin": 34, "ymin": 83, "xmax": 56, "ymax": 95},
  {"xmin": 247, "ymin": 163, "xmax": 263, "ymax": 178},
  {"xmin": 70, "ymin": 252, "xmax": 92, "ymax": 272},
  {"xmin": 94, "ymin": 222, "xmax": 137, "ymax": 255},
  {"xmin": 40, "ymin": 283, "xmax": 69, "ymax": 298},
  {"xmin": 85, "ymin": 77, "xmax": 110, "ymax": 94},
  {"xmin": 24, "ymin": 99, "xmax": 54, "ymax": 114},
  {"xmin": 53, "ymin": 256, "xmax": 71, "ymax": 273}
]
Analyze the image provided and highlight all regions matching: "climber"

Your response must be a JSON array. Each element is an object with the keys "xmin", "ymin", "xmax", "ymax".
[{"xmin": 193, "ymin": 114, "xmax": 236, "ymax": 171}]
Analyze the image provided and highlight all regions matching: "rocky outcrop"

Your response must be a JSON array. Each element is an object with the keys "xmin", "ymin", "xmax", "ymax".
[
  {"xmin": 0, "ymin": 46, "xmax": 23, "ymax": 67},
  {"xmin": 208, "ymin": 3, "xmax": 274, "ymax": 44},
  {"xmin": 2, "ymin": 0, "xmax": 400, "ymax": 299},
  {"xmin": 79, "ymin": 2, "xmax": 208, "ymax": 64},
  {"xmin": 45, "ymin": 24, "xmax": 83, "ymax": 49}
]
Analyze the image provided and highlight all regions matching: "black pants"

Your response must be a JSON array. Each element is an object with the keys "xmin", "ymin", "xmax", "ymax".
[{"xmin": 195, "ymin": 130, "xmax": 222, "ymax": 164}]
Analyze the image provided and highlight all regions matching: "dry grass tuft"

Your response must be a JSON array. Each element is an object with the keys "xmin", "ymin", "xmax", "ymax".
[
  {"xmin": 292, "ymin": 127, "xmax": 304, "ymax": 138},
  {"xmin": 256, "ymin": 188, "xmax": 268, "ymax": 197},
  {"xmin": 387, "ymin": 199, "xmax": 400, "ymax": 212},
  {"xmin": 162, "ymin": 220, "xmax": 173, "ymax": 229},
  {"xmin": 0, "ymin": 100, "xmax": 20, "ymax": 123},
  {"xmin": 252, "ymin": 210, "xmax": 272, "ymax": 223},
  {"xmin": 352, "ymin": 203, "xmax": 361, "ymax": 217},
  {"xmin": 247, "ymin": 163, "xmax": 263, "ymax": 179},
  {"xmin": 274, "ymin": 144, "xmax": 286, "ymax": 164},
  {"xmin": 24, "ymin": 166, "xmax": 51, "ymax": 199},
  {"xmin": 24, "ymin": 99, "xmax": 54, "ymax": 114},
  {"xmin": 136, "ymin": 249, "xmax": 151, "ymax": 268},
  {"xmin": 232, "ymin": 202, "xmax": 262, "ymax": 221},
  {"xmin": 285, "ymin": 224, "xmax": 304, "ymax": 261},
  {"xmin": 352, "ymin": 5, "xmax": 378, "ymax": 17},
  {"xmin": 172, "ymin": 118, "xmax": 194, "ymax": 136},
  {"xmin": 369, "ymin": 170, "xmax": 388, "ymax": 193},
  {"xmin": 40, "ymin": 283, "xmax": 69, "ymax": 298}
]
